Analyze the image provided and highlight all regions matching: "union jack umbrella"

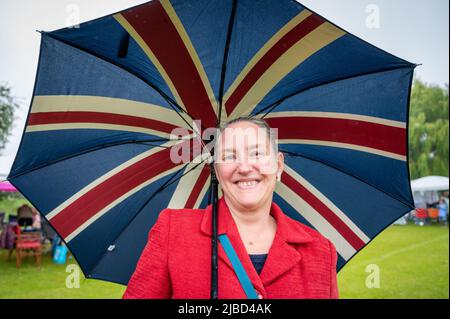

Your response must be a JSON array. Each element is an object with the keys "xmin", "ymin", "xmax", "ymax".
[{"xmin": 8, "ymin": 0, "xmax": 416, "ymax": 290}]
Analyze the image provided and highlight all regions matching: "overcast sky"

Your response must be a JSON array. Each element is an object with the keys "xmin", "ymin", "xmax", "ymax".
[{"xmin": 0, "ymin": 0, "xmax": 449, "ymax": 178}]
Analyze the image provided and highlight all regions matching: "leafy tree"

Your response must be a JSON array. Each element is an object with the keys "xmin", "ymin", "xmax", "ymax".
[
  {"xmin": 0, "ymin": 84, "xmax": 19, "ymax": 154},
  {"xmin": 409, "ymin": 79, "xmax": 449, "ymax": 179}
]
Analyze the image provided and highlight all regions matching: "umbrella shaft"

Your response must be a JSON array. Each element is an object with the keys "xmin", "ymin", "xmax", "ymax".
[{"xmin": 210, "ymin": 169, "xmax": 219, "ymax": 299}]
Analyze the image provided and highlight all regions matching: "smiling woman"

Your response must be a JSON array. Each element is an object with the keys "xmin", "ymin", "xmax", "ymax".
[
  {"xmin": 213, "ymin": 118, "xmax": 282, "ymax": 255},
  {"xmin": 123, "ymin": 117, "xmax": 339, "ymax": 299}
]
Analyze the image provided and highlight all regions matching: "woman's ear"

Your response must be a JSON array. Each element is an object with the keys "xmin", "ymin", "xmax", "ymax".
[{"xmin": 277, "ymin": 152, "xmax": 285, "ymax": 180}]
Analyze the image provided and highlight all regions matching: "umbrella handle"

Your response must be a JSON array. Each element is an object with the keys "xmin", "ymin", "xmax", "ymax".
[{"xmin": 210, "ymin": 169, "xmax": 219, "ymax": 299}]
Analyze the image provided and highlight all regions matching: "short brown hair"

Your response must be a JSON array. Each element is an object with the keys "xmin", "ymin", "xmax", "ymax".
[{"xmin": 214, "ymin": 116, "xmax": 278, "ymax": 156}]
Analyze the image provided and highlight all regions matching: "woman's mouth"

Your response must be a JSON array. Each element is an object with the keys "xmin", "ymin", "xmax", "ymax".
[{"xmin": 235, "ymin": 180, "xmax": 261, "ymax": 189}]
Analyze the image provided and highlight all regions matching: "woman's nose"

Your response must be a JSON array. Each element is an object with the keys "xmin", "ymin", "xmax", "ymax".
[{"xmin": 236, "ymin": 158, "xmax": 253, "ymax": 173}]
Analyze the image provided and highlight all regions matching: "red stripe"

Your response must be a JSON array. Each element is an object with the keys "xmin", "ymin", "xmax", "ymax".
[
  {"xmin": 51, "ymin": 139, "xmax": 202, "ymax": 238},
  {"xmin": 225, "ymin": 14, "xmax": 325, "ymax": 116},
  {"xmin": 282, "ymin": 172, "xmax": 365, "ymax": 250},
  {"xmin": 121, "ymin": 3, "xmax": 217, "ymax": 128},
  {"xmin": 266, "ymin": 116, "xmax": 406, "ymax": 156},
  {"xmin": 184, "ymin": 164, "xmax": 211, "ymax": 208},
  {"xmin": 28, "ymin": 112, "xmax": 188, "ymax": 136}
]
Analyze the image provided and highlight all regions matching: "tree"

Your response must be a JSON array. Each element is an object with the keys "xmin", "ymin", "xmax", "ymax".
[
  {"xmin": 409, "ymin": 79, "xmax": 449, "ymax": 179},
  {"xmin": 0, "ymin": 84, "xmax": 19, "ymax": 154}
]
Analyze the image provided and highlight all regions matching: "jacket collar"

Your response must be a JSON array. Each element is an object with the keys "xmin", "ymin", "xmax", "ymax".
[{"xmin": 200, "ymin": 196, "xmax": 313, "ymax": 290}]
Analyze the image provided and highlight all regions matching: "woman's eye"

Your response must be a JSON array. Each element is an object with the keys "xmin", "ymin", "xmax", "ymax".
[
  {"xmin": 222, "ymin": 154, "xmax": 235, "ymax": 161},
  {"xmin": 250, "ymin": 151, "xmax": 264, "ymax": 158}
]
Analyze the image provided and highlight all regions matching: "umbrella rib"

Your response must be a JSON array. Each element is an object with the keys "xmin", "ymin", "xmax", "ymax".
[
  {"xmin": 41, "ymin": 32, "xmax": 201, "ymax": 137},
  {"xmin": 89, "ymin": 159, "xmax": 209, "ymax": 275},
  {"xmin": 7, "ymin": 138, "xmax": 173, "ymax": 180},
  {"xmin": 280, "ymin": 148, "xmax": 415, "ymax": 209},
  {"xmin": 217, "ymin": 0, "xmax": 238, "ymax": 126},
  {"xmin": 256, "ymin": 65, "xmax": 416, "ymax": 118}
]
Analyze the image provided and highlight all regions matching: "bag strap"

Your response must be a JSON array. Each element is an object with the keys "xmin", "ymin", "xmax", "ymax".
[{"xmin": 218, "ymin": 234, "xmax": 258, "ymax": 299}]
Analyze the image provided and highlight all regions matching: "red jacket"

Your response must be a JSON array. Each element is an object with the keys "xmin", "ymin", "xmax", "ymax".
[{"xmin": 123, "ymin": 197, "xmax": 339, "ymax": 299}]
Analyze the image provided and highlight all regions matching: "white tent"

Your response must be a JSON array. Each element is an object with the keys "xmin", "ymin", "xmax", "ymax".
[
  {"xmin": 410, "ymin": 176, "xmax": 449, "ymax": 208},
  {"xmin": 411, "ymin": 176, "xmax": 449, "ymax": 192}
]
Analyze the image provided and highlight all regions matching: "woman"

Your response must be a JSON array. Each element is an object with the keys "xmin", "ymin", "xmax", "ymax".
[{"xmin": 123, "ymin": 117, "xmax": 338, "ymax": 299}]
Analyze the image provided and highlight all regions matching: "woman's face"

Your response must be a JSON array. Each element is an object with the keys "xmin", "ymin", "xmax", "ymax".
[{"xmin": 214, "ymin": 121, "xmax": 284, "ymax": 211}]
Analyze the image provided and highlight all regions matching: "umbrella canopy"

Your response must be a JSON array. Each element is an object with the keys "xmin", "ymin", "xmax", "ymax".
[
  {"xmin": 411, "ymin": 176, "xmax": 449, "ymax": 192},
  {"xmin": 0, "ymin": 181, "xmax": 18, "ymax": 192},
  {"xmin": 8, "ymin": 0, "xmax": 416, "ymax": 285}
]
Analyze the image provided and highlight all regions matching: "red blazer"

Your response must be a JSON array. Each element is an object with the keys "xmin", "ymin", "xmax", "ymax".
[{"xmin": 123, "ymin": 197, "xmax": 339, "ymax": 299}]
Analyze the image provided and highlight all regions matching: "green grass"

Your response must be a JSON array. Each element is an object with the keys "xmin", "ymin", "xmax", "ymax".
[
  {"xmin": 0, "ymin": 249, "xmax": 126, "ymax": 299},
  {"xmin": 0, "ymin": 197, "xmax": 448, "ymax": 298},
  {"xmin": 0, "ymin": 194, "xmax": 126, "ymax": 299},
  {"xmin": 338, "ymin": 224, "xmax": 449, "ymax": 299}
]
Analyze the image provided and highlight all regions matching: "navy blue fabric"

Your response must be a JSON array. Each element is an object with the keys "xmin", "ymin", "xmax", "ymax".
[
  {"xmin": 249, "ymin": 253, "xmax": 268, "ymax": 275},
  {"xmin": 35, "ymin": 35, "xmax": 176, "ymax": 110}
]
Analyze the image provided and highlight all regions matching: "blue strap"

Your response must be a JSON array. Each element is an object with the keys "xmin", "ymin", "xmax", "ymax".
[{"xmin": 218, "ymin": 234, "xmax": 258, "ymax": 299}]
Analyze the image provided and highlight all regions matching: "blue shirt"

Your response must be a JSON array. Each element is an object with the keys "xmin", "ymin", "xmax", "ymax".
[
  {"xmin": 249, "ymin": 253, "xmax": 268, "ymax": 274},
  {"xmin": 438, "ymin": 203, "xmax": 447, "ymax": 217}
]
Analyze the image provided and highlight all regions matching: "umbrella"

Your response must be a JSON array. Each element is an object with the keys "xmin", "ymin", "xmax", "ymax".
[{"xmin": 8, "ymin": 0, "xmax": 416, "ymax": 294}]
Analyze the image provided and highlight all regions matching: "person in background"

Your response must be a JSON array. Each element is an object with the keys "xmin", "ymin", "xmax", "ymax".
[
  {"xmin": 437, "ymin": 197, "xmax": 448, "ymax": 225},
  {"xmin": 17, "ymin": 204, "xmax": 33, "ymax": 227},
  {"xmin": 32, "ymin": 208, "xmax": 42, "ymax": 230},
  {"xmin": 442, "ymin": 191, "xmax": 449, "ymax": 211}
]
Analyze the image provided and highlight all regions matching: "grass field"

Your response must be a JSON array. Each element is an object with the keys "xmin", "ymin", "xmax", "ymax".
[
  {"xmin": 337, "ymin": 223, "xmax": 448, "ymax": 298},
  {"xmin": 1, "ymin": 198, "xmax": 448, "ymax": 299}
]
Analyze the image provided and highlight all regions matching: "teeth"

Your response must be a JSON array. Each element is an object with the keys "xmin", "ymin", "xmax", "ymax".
[{"xmin": 237, "ymin": 180, "xmax": 259, "ymax": 188}]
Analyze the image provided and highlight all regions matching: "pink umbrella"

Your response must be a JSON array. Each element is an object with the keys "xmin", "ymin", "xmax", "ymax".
[{"xmin": 0, "ymin": 181, "xmax": 18, "ymax": 192}]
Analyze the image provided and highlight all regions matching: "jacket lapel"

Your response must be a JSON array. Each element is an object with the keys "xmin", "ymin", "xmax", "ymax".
[
  {"xmin": 200, "ymin": 197, "xmax": 313, "ymax": 293},
  {"xmin": 259, "ymin": 202, "xmax": 314, "ymax": 285}
]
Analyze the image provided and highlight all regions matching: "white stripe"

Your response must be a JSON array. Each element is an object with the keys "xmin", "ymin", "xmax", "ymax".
[
  {"xmin": 30, "ymin": 95, "xmax": 190, "ymax": 129},
  {"xmin": 47, "ymin": 140, "xmax": 181, "ymax": 221},
  {"xmin": 26, "ymin": 123, "xmax": 173, "ymax": 139},
  {"xmin": 279, "ymin": 139, "xmax": 406, "ymax": 161},
  {"xmin": 65, "ymin": 164, "xmax": 184, "ymax": 242},
  {"xmin": 261, "ymin": 111, "xmax": 406, "ymax": 128},
  {"xmin": 168, "ymin": 150, "xmax": 212, "ymax": 209},
  {"xmin": 226, "ymin": 17, "xmax": 345, "ymax": 118},
  {"xmin": 223, "ymin": 10, "xmax": 313, "ymax": 105},
  {"xmin": 167, "ymin": 158, "xmax": 206, "ymax": 209},
  {"xmin": 276, "ymin": 181, "xmax": 356, "ymax": 260},
  {"xmin": 284, "ymin": 165, "xmax": 370, "ymax": 243},
  {"xmin": 194, "ymin": 174, "xmax": 211, "ymax": 209}
]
